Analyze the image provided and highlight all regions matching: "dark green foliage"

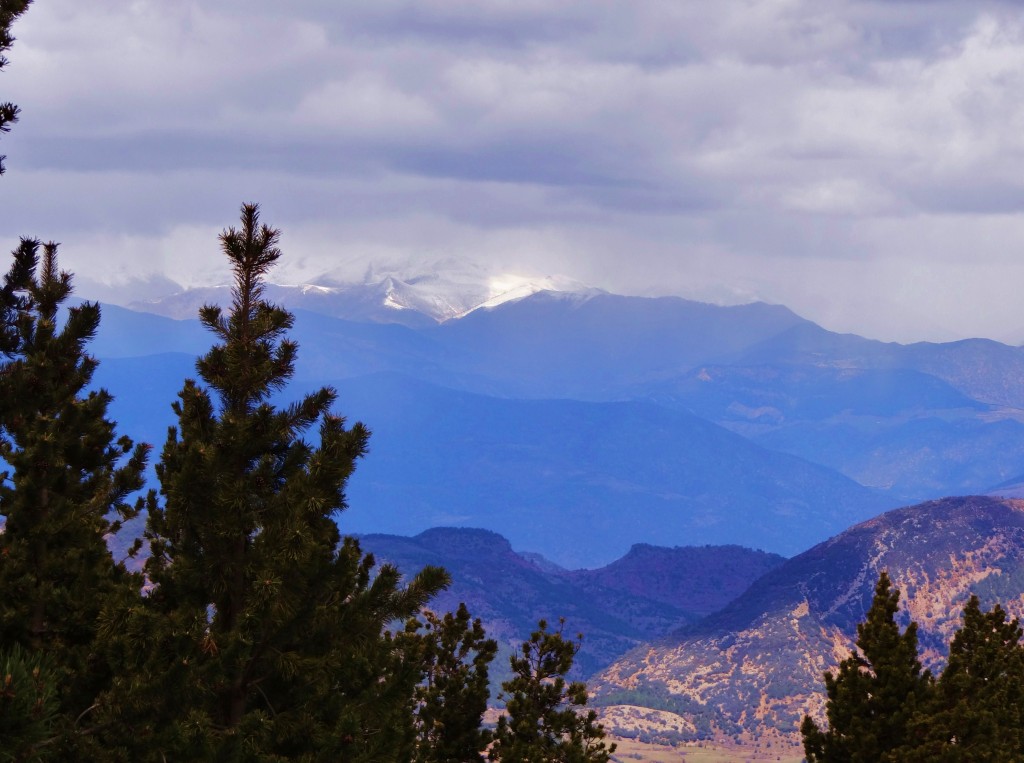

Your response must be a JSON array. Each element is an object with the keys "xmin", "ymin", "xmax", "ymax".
[
  {"xmin": 105, "ymin": 204, "xmax": 448, "ymax": 760},
  {"xmin": 0, "ymin": 645, "xmax": 57, "ymax": 762},
  {"xmin": 894, "ymin": 596, "xmax": 1024, "ymax": 762},
  {"xmin": 404, "ymin": 603, "xmax": 497, "ymax": 763},
  {"xmin": 0, "ymin": 242, "xmax": 148, "ymax": 755},
  {"xmin": 801, "ymin": 571, "xmax": 930, "ymax": 763},
  {"xmin": 934, "ymin": 596, "xmax": 1024, "ymax": 758},
  {"xmin": 804, "ymin": 575, "xmax": 1024, "ymax": 762},
  {"xmin": 0, "ymin": 0, "xmax": 31, "ymax": 175},
  {"xmin": 488, "ymin": 620, "xmax": 615, "ymax": 763}
]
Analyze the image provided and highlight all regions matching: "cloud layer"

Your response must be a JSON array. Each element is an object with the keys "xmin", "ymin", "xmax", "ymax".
[{"xmin": 3, "ymin": 0, "xmax": 1024, "ymax": 341}]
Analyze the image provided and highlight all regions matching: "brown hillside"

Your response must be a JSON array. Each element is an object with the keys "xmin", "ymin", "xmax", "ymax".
[{"xmin": 590, "ymin": 496, "xmax": 1024, "ymax": 751}]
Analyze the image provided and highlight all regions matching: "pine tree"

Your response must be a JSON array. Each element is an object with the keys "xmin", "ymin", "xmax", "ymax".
[
  {"xmin": 406, "ymin": 603, "xmax": 498, "ymax": 763},
  {"xmin": 0, "ymin": 0, "xmax": 32, "ymax": 176},
  {"xmin": 105, "ymin": 204, "xmax": 448, "ymax": 761},
  {"xmin": 895, "ymin": 596, "xmax": 1024, "ymax": 762},
  {"xmin": 0, "ymin": 241, "xmax": 149, "ymax": 756},
  {"xmin": 488, "ymin": 619, "xmax": 615, "ymax": 763},
  {"xmin": 801, "ymin": 571, "xmax": 931, "ymax": 763},
  {"xmin": 935, "ymin": 596, "xmax": 1024, "ymax": 759}
]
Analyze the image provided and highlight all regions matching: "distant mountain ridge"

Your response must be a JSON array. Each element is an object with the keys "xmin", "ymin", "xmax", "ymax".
[
  {"xmin": 358, "ymin": 527, "xmax": 785, "ymax": 678},
  {"xmin": 263, "ymin": 372, "xmax": 892, "ymax": 565},
  {"xmin": 734, "ymin": 321, "xmax": 1024, "ymax": 409},
  {"xmin": 645, "ymin": 362, "xmax": 1024, "ymax": 501},
  {"xmin": 569, "ymin": 544, "xmax": 786, "ymax": 619},
  {"xmin": 425, "ymin": 292, "xmax": 810, "ymax": 399},
  {"xmin": 94, "ymin": 356, "xmax": 887, "ymax": 567}
]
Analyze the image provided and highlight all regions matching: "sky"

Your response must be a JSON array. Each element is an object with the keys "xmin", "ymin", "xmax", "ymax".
[{"xmin": 4, "ymin": 0, "xmax": 1024, "ymax": 343}]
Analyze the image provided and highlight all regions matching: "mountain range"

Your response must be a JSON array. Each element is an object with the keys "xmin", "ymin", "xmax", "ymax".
[
  {"xmin": 75, "ymin": 266, "xmax": 1024, "ymax": 756},
  {"xmin": 89, "ymin": 314, "xmax": 892, "ymax": 566},
  {"xmin": 85, "ymin": 270, "xmax": 1024, "ymax": 565}
]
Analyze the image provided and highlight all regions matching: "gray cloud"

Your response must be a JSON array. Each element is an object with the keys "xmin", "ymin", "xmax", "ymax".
[{"xmin": 3, "ymin": 0, "xmax": 1024, "ymax": 342}]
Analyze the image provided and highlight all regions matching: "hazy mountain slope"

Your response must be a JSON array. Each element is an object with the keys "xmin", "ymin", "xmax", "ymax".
[
  {"xmin": 754, "ymin": 415, "xmax": 1024, "ymax": 499},
  {"xmin": 285, "ymin": 309, "xmax": 480, "ymax": 386},
  {"xmin": 330, "ymin": 372, "xmax": 889, "ymax": 567},
  {"xmin": 429, "ymin": 292, "xmax": 811, "ymax": 399},
  {"xmin": 87, "ymin": 303, "xmax": 210, "ymax": 358},
  {"xmin": 98, "ymin": 292, "xmax": 816, "ymax": 400},
  {"xmin": 93, "ymin": 301, "xmax": 527, "ymax": 404},
  {"xmin": 590, "ymin": 496, "xmax": 1024, "ymax": 748},
  {"xmin": 736, "ymin": 322, "xmax": 1024, "ymax": 409},
  {"xmin": 92, "ymin": 302, "xmax": 477, "ymax": 386},
  {"xmin": 90, "ymin": 349, "xmax": 885, "ymax": 569},
  {"xmin": 92, "ymin": 352, "xmax": 197, "ymax": 445},
  {"xmin": 111, "ymin": 286, "xmax": 1024, "ymax": 409},
  {"xmin": 358, "ymin": 528, "xmax": 786, "ymax": 678},
  {"xmin": 88, "ymin": 296, "xmax": 1024, "ymax": 558},
  {"xmin": 646, "ymin": 365, "xmax": 984, "ymax": 424},
  {"xmin": 642, "ymin": 364, "xmax": 1024, "ymax": 500}
]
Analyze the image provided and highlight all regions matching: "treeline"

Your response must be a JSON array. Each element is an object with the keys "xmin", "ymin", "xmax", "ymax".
[
  {"xmin": 803, "ymin": 571, "xmax": 1024, "ymax": 762},
  {"xmin": 0, "ymin": 209, "xmax": 615, "ymax": 762}
]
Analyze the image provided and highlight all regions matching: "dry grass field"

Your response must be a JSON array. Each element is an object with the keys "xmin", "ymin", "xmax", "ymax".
[{"xmin": 608, "ymin": 736, "xmax": 803, "ymax": 763}]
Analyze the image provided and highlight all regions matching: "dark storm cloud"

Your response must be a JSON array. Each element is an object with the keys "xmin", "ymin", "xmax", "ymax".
[{"xmin": 4, "ymin": 0, "xmax": 1024, "ymax": 341}]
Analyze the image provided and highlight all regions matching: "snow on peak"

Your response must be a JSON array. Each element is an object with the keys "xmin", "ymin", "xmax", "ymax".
[
  {"xmin": 123, "ymin": 254, "xmax": 596, "ymax": 325},
  {"xmin": 475, "ymin": 274, "xmax": 593, "ymax": 313},
  {"xmin": 307, "ymin": 256, "xmax": 594, "ymax": 322}
]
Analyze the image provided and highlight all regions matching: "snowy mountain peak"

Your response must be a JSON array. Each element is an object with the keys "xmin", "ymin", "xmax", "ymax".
[
  {"xmin": 370, "ymin": 270, "xmax": 596, "ymax": 322},
  {"xmin": 125, "ymin": 256, "xmax": 596, "ymax": 325},
  {"xmin": 305, "ymin": 255, "xmax": 595, "ymax": 321},
  {"xmin": 475, "ymin": 274, "xmax": 595, "ymax": 314}
]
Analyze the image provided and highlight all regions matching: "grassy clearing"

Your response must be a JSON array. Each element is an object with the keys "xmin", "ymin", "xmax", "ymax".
[{"xmin": 608, "ymin": 736, "xmax": 803, "ymax": 763}]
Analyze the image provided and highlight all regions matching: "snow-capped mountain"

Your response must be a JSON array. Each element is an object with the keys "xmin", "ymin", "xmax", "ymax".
[{"xmin": 126, "ymin": 256, "xmax": 597, "ymax": 325}]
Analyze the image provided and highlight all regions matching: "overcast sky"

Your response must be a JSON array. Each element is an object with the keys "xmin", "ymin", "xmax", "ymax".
[{"xmin": 4, "ymin": 0, "xmax": 1024, "ymax": 342}]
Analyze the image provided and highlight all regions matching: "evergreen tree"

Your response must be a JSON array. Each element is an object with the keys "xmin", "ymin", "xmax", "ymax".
[
  {"xmin": 896, "ymin": 596, "xmax": 1024, "ymax": 762},
  {"xmin": 405, "ymin": 603, "xmax": 497, "ymax": 763},
  {"xmin": 0, "ymin": 0, "xmax": 32, "ymax": 176},
  {"xmin": 488, "ymin": 619, "xmax": 615, "ymax": 763},
  {"xmin": 0, "ymin": 241, "xmax": 149, "ymax": 756},
  {"xmin": 105, "ymin": 204, "xmax": 448, "ymax": 761},
  {"xmin": 801, "ymin": 571, "xmax": 931, "ymax": 763}
]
